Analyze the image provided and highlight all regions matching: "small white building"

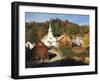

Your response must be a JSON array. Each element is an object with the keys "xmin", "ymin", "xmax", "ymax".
[
  {"xmin": 72, "ymin": 36, "xmax": 83, "ymax": 46},
  {"xmin": 25, "ymin": 41, "xmax": 35, "ymax": 49}
]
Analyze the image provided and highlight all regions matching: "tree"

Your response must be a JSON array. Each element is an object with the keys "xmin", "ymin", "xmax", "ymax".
[
  {"xmin": 37, "ymin": 27, "xmax": 46, "ymax": 40},
  {"xmin": 80, "ymin": 25, "xmax": 89, "ymax": 36},
  {"xmin": 82, "ymin": 32, "xmax": 89, "ymax": 48}
]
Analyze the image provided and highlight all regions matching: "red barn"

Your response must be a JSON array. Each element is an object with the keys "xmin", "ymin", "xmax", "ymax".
[{"xmin": 33, "ymin": 41, "xmax": 48, "ymax": 61}]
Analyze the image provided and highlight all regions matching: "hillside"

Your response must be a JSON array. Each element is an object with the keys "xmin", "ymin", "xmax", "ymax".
[{"xmin": 25, "ymin": 18, "xmax": 89, "ymax": 43}]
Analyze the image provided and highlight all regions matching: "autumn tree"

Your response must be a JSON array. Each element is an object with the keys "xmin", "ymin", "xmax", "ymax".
[{"xmin": 82, "ymin": 32, "xmax": 89, "ymax": 48}]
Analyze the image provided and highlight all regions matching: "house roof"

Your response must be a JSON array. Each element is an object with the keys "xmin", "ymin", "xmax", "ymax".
[{"xmin": 57, "ymin": 33, "xmax": 71, "ymax": 42}]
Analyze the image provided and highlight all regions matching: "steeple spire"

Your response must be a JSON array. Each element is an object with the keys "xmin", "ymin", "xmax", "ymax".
[
  {"xmin": 48, "ymin": 22, "xmax": 52, "ymax": 32},
  {"xmin": 48, "ymin": 22, "xmax": 53, "ymax": 36}
]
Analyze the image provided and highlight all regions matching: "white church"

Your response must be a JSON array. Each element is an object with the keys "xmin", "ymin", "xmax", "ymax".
[{"xmin": 41, "ymin": 22, "xmax": 58, "ymax": 48}]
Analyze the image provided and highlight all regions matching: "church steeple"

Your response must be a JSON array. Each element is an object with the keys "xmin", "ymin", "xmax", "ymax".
[
  {"xmin": 41, "ymin": 20, "xmax": 57, "ymax": 48},
  {"xmin": 48, "ymin": 22, "xmax": 53, "ymax": 36},
  {"xmin": 48, "ymin": 22, "xmax": 52, "ymax": 32}
]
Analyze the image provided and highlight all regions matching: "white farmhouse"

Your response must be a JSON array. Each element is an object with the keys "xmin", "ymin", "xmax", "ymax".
[{"xmin": 72, "ymin": 36, "xmax": 83, "ymax": 46}]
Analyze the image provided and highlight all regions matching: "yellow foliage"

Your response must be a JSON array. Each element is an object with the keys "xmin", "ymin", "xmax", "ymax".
[{"xmin": 82, "ymin": 32, "xmax": 89, "ymax": 48}]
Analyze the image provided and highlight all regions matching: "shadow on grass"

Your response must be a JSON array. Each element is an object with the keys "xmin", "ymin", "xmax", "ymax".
[{"xmin": 26, "ymin": 58, "xmax": 88, "ymax": 68}]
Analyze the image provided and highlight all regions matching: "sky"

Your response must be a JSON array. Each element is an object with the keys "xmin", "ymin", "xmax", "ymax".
[{"xmin": 25, "ymin": 12, "xmax": 89, "ymax": 25}]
